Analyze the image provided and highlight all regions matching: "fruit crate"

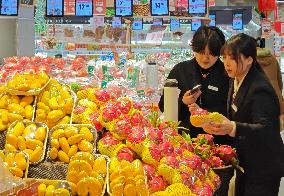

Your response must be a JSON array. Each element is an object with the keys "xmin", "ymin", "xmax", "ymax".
[
  {"xmin": 6, "ymin": 120, "xmax": 49, "ymax": 165},
  {"xmin": 46, "ymin": 124, "xmax": 97, "ymax": 163},
  {"xmin": 0, "ymin": 150, "xmax": 29, "ymax": 178}
]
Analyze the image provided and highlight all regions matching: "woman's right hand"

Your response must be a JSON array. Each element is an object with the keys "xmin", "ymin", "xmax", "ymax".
[{"xmin": 182, "ymin": 90, "xmax": 201, "ymax": 105}]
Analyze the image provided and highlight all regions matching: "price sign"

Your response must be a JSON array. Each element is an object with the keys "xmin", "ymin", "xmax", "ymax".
[
  {"xmin": 209, "ymin": 14, "xmax": 216, "ymax": 26},
  {"xmin": 261, "ymin": 21, "xmax": 271, "ymax": 36},
  {"xmin": 0, "ymin": 0, "xmax": 18, "ymax": 15},
  {"xmin": 188, "ymin": 0, "xmax": 206, "ymax": 14},
  {"xmin": 153, "ymin": 18, "xmax": 163, "ymax": 26},
  {"xmin": 191, "ymin": 19, "xmax": 201, "ymax": 31},
  {"xmin": 170, "ymin": 18, "xmax": 180, "ymax": 31},
  {"xmin": 64, "ymin": 0, "xmax": 75, "ymax": 15},
  {"xmin": 75, "ymin": 0, "xmax": 93, "ymax": 17},
  {"xmin": 46, "ymin": 0, "xmax": 63, "ymax": 17},
  {"xmin": 151, "ymin": 0, "xmax": 169, "ymax": 16},
  {"xmin": 115, "ymin": 0, "xmax": 132, "ymax": 17},
  {"xmin": 232, "ymin": 13, "xmax": 243, "ymax": 30},
  {"xmin": 132, "ymin": 18, "xmax": 143, "ymax": 30},
  {"xmin": 93, "ymin": 0, "xmax": 105, "ymax": 15},
  {"xmin": 112, "ymin": 17, "xmax": 121, "ymax": 27}
]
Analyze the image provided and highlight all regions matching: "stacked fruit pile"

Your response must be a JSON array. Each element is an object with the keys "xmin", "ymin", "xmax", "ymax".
[
  {"xmin": 0, "ymin": 150, "xmax": 28, "ymax": 178},
  {"xmin": 66, "ymin": 152, "xmax": 107, "ymax": 195},
  {"xmin": 35, "ymin": 79, "xmax": 75, "ymax": 129},
  {"xmin": 37, "ymin": 181, "xmax": 73, "ymax": 196},
  {"xmin": 0, "ymin": 94, "xmax": 35, "ymax": 131},
  {"xmin": 108, "ymin": 159, "xmax": 148, "ymax": 196},
  {"xmin": 5, "ymin": 121, "xmax": 47, "ymax": 163},
  {"xmin": 48, "ymin": 125, "xmax": 95, "ymax": 163}
]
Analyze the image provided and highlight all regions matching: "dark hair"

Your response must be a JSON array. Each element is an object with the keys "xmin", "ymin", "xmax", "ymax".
[
  {"xmin": 221, "ymin": 33, "xmax": 263, "ymax": 71},
  {"xmin": 191, "ymin": 26, "xmax": 225, "ymax": 57}
]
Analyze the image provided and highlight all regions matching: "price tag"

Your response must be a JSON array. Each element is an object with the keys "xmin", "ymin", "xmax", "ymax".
[
  {"xmin": 191, "ymin": 19, "xmax": 201, "ymax": 31},
  {"xmin": 0, "ymin": 0, "xmax": 18, "ymax": 15},
  {"xmin": 115, "ymin": 0, "xmax": 132, "ymax": 17},
  {"xmin": 151, "ymin": 0, "xmax": 169, "ymax": 16},
  {"xmin": 93, "ymin": 15, "xmax": 104, "ymax": 28},
  {"xmin": 209, "ymin": 14, "xmax": 216, "ymax": 26},
  {"xmin": 188, "ymin": 0, "xmax": 206, "ymax": 14},
  {"xmin": 145, "ymin": 30, "xmax": 165, "ymax": 45},
  {"xmin": 93, "ymin": 0, "xmax": 105, "ymax": 15},
  {"xmin": 132, "ymin": 18, "xmax": 143, "ymax": 30},
  {"xmin": 75, "ymin": 0, "xmax": 93, "ymax": 16},
  {"xmin": 153, "ymin": 18, "xmax": 163, "ymax": 26},
  {"xmin": 64, "ymin": 0, "xmax": 75, "ymax": 15},
  {"xmin": 232, "ymin": 13, "xmax": 243, "ymax": 30},
  {"xmin": 170, "ymin": 18, "xmax": 180, "ymax": 31},
  {"xmin": 46, "ymin": 0, "xmax": 63, "ymax": 16},
  {"xmin": 112, "ymin": 17, "xmax": 122, "ymax": 27}
]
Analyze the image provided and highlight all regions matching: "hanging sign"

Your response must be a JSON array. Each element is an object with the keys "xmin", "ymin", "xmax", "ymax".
[
  {"xmin": 75, "ymin": 0, "xmax": 93, "ymax": 17},
  {"xmin": 93, "ymin": 0, "xmax": 105, "ymax": 15},
  {"xmin": 46, "ymin": 0, "xmax": 63, "ymax": 17},
  {"xmin": 115, "ymin": 0, "xmax": 133, "ymax": 17},
  {"xmin": 0, "ymin": 0, "xmax": 19, "ymax": 15},
  {"xmin": 188, "ymin": 0, "xmax": 206, "ymax": 14},
  {"xmin": 151, "ymin": 0, "xmax": 169, "ymax": 16}
]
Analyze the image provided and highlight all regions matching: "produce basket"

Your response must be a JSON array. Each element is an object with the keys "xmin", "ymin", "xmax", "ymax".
[
  {"xmin": 6, "ymin": 120, "xmax": 49, "ymax": 165},
  {"xmin": 133, "ymin": 3, "xmax": 150, "ymax": 16},
  {"xmin": 35, "ymin": 179, "xmax": 75, "ymax": 195},
  {"xmin": 0, "ymin": 150, "xmax": 29, "ymax": 178},
  {"xmin": 46, "ymin": 124, "xmax": 97, "ymax": 163},
  {"xmin": 213, "ymin": 165, "xmax": 234, "ymax": 196}
]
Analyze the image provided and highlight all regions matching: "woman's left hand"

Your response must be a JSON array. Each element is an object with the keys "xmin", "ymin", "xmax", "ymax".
[{"xmin": 204, "ymin": 117, "xmax": 235, "ymax": 136}]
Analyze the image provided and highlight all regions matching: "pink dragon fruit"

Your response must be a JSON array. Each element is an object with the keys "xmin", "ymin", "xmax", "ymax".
[
  {"xmin": 143, "ymin": 163, "xmax": 156, "ymax": 180},
  {"xmin": 89, "ymin": 112, "xmax": 103, "ymax": 132},
  {"xmin": 160, "ymin": 156, "xmax": 179, "ymax": 169},
  {"xmin": 149, "ymin": 176, "xmax": 168, "ymax": 193},
  {"xmin": 141, "ymin": 143, "xmax": 162, "ymax": 166},
  {"xmin": 195, "ymin": 134, "xmax": 214, "ymax": 146},
  {"xmin": 130, "ymin": 110, "xmax": 145, "ymax": 126},
  {"xmin": 126, "ymin": 127, "xmax": 146, "ymax": 155},
  {"xmin": 194, "ymin": 144, "xmax": 212, "ymax": 159},
  {"xmin": 180, "ymin": 154, "xmax": 203, "ymax": 170},
  {"xmin": 204, "ymin": 155, "xmax": 225, "ymax": 168},
  {"xmin": 109, "ymin": 117, "xmax": 132, "ymax": 140},
  {"xmin": 116, "ymin": 97, "xmax": 132, "ymax": 114},
  {"xmin": 160, "ymin": 141, "xmax": 175, "ymax": 156},
  {"xmin": 94, "ymin": 89, "xmax": 111, "ymax": 102},
  {"xmin": 116, "ymin": 146, "xmax": 136, "ymax": 162},
  {"xmin": 147, "ymin": 127, "xmax": 163, "ymax": 144},
  {"xmin": 214, "ymin": 145, "xmax": 237, "ymax": 165},
  {"xmin": 97, "ymin": 132, "xmax": 123, "ymax": 157},
  {"xmin": 180, "ymin": 170, "xmax": 194, "ymax": 187}
]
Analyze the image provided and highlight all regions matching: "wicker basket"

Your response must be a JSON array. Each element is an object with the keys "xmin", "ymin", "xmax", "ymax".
[
  {"xmin": 133, "ymin": 4, "xmax": 150, "ymax": 16},
  {"xmin": 213, "ymin": 165, "xmax": 234, "ymax": 196}
]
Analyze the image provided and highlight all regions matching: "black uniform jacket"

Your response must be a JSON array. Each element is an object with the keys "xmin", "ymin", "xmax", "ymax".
[
  {"xmin": 228, "ymin": 65, "xmax": 284, "ymax": 179},
  {"xmin": 159, "ymin": 58, "xmax": 233, "ymax": 145}
]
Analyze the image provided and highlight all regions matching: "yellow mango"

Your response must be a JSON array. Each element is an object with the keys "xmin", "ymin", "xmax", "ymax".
[
  {"xmin": 77, "ymin": 179, "xmax": 89, "ymax": 196},
  {"xmin": 0, "ymin": 95, "xmax": 8, "ymax": 108},
  {"xmin": 35, "ymin": 109, "xmax": 47, "ymax": 121},
  {"xmin": 40, "ymin": 91, "xmax": 50, "ymax": 106},
  {"xmin": 49, "ymin": 97, "xmax": 59, "ymax": 110},
  {"xmin": 30, "ymin": 83, "xmax": 41, "ymax": 89},
  {"xmin": 10, "ymin": 95, "xmax": 20, "ymax": 104},
  {"xmin": 60, "ymin": 89, "xmax": 71, "ymax": 100},
  {"xmin": 0, "ymin": 120, "xmax": 7, "ymax": 131},
  {"xmin": 88, "ymin": 177, "xmax": 102, "ymax": 195},
  {"xmin": 24, "ymin": 105, "xmax": 34, "ymax": 120},
  {"xmin": 57, "ymin": 97, "xmax": 65, "ymax": 111},
  {"xmin": 37, "ymin": 102, "xmax": 50, "ymax": 112},
  {"xmin": 23, "ymin": 149, "xmax": 33, "ymax": 158},
  {"xmin": 64, "ymin": 98, "xmax": 73, "ymax": 115},
  {"xmin": 30, "ymin": 146, "xmax": 43, "ymax": 163},
  {"xmin": 57, "ymin": 116, "xmax": 71, "ymax": 125},
  {"xmin": 6, "ymin": 133, "xmax": 18, "ymax": 148},
  {"xmin": 51, "ymin": 139, "xmax": 59, "ymax": 149},
  {"xmin": 45, "ymin": 185, "xmax": 55, "ymax": 196},
  {"xmin": 37, "ymin": 183, "xmax": 46, "ymax": 196},
  {"xmin": 8, "ymin": 103, "xmax": 25, "ymax": 116},
  {"xmin": 0, "ymin": 109, "xmax": 9, "ymax": 124},
  {"xmin": 111, "ymin": 183, "xmax": 124, "ymax": 196},
  {"xmin": 91, "ymin": 171, "xmax": 105, "ymax": 187},
  {"xmin": 20, "ymin": 96, "xmax": 34, "ymax": 107},
  {"xmin": 17, "ymin": 136, "xmax": 26, "ymax": 150},
  {"xmin": 67, "ymin": 170, "xmax": 79, "ymax": 184},
  {"xmin": 49, "ymin": 147, "xmax": 58, "ymax": 160},
  {"xmin": 68, "ymin": 145, "xmax": 78, "ymax": 157},
  {"xmin": 110, "ymin": 176, "xmax": 126, "ymax": 193},
  {"xmin": 5, "ymin": 143, "xmax": 16, "ymax": 151},
  {"xmin": 78, "ymin": 170, "xmax": 89, "ymax": 181},
  {"xmin": 78, "ymin": 140, "xmax": 93, "ymax": 153},
  {"xmin": 58, "ymin": 150, "xmax": 69, "ymax": 163},
  {"xmin": 52, "ymin": 129, "xmax": 65, "ymax": 139},
  {"xmin": 79, "ymin": 127, "xmax": 93, "ymax": 142},
  {"xmin": 47, "ymin": 110, "xmax": 64, "ymax": 123},
  {"xmin": 59, "ymin": 137, "xmax": 70, "ymax": 154},
  {"xmin": 93, "ymin": 157, "xmax": 107, "ymax": 177},
  {"xmin": 54, "ymin": 188, "xmax": 70, "ymax": 196},
  {"xmin": 10, "ymin": 167, "xmax": 24, "ymax": 178},
  {"xmin": 8, "ymin": 113, "xmax": 23, "ymax": 124},
  {"xmin": 34, "ymin": 127, "xmax": 46, "ymax": 142},
  {"xmin": 0, "ymin": 150, "xmax": 5, "ymax": 160},
  {"xmin": 26, "ymin": 138, "xmax": 43, "ymax": 150},
  {"xmin": 5, "ymin": 152, "xmax": 15, "ymax": 167},
  {"xmin": 64, "ymin": 127, "xmax": 78, "ymax": 138},
  {"xmin": 15, "ymin": 152, "xmax": 27, "ymax": 170},
  {"xmin": 67, "ymin": 134, "xmax": 83, "ymax": 145},
  {"xmin": 12, "ymin": 121, "xmax": 25, "ymax": 136},
  {"xmin": 23, "ymin": 123, "xmax": 37, "ymax": 138}
]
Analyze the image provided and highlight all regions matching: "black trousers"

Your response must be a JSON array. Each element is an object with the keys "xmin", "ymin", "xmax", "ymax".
[{"xmin": 235, "ymin": 170, "xmax": 281, "ymax": 196}]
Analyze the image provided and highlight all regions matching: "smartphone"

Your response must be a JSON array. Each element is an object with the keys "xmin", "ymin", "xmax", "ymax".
[{"xmin": 190, "ymin": 84, "xmax": 201, "ymax": 95}]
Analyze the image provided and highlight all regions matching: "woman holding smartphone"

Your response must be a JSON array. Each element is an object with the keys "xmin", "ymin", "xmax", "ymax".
[
  {"xmin": 159, "ymin": 26, "xmax": 232, "ymax": 145},
  {"xmin": 204, "ymin": 33, "xmax": 284, "ymax": 196}
]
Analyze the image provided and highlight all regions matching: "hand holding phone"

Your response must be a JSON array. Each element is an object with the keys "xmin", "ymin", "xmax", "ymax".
[
  {"xmin": 189, "ymin": 84, "xmax": 202, "ymax": 95},
  {"xmin": 182, "ymin": 84, "xmax": 202, "ymax": 105}
]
